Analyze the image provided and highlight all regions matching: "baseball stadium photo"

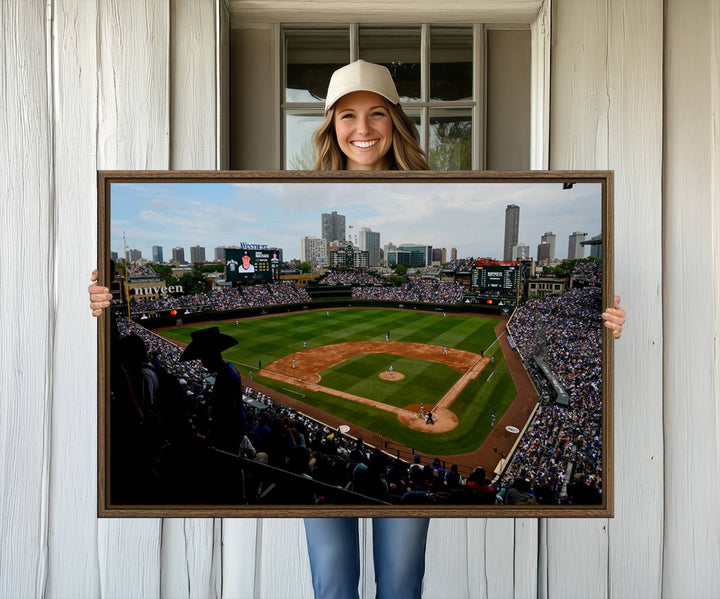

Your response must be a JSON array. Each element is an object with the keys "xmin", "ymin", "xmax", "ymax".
[{"xmin": 99, "ymin": 172, "xmax": 611, "ymax": 516}]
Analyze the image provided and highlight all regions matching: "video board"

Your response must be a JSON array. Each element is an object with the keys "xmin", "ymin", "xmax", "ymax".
[
  {"xmin": 225, "ymin": 248, "xmax": 280, "ymax": 282},
  {"xmin": 472, "ymin": 264, "xmax": 518, "ymax": 292}
]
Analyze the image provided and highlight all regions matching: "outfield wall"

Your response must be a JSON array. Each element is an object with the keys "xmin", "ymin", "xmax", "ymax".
[{"xmin": 133, "ymin": 299, "xmax": 504, "ymax": 331}]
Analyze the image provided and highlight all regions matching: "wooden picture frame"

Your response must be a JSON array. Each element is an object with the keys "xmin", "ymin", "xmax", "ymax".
[{"xmin": 98, "ymin": 170, "xmax": 614, "ymax": 518}]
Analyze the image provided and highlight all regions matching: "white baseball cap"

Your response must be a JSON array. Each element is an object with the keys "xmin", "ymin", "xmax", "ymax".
[{"xmin": 324, "ymin": 60, "xmax": 400, "ymax": 112}]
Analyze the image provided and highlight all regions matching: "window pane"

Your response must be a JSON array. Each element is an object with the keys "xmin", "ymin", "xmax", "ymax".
[
  {"xmin": 402, "ymin": 109, "xmax": 423, "ymax": 149},
  {"xmin": 286, "ymin": 30, "xmax": 350, "ymax": 103},
  {"xmin": 430, "ymin": 27, "xmax": 473, "ymax": 101},
  {"xmin": 429, "ymin": 109, "xmax": 472, "ymax": 170},
  {"xmin": 359, "ymin": 27, "xmax": 421, "ymax": 102},
  {"xmin": 285, "ymin": 112, "xmax": 324, "ymax": 169}
]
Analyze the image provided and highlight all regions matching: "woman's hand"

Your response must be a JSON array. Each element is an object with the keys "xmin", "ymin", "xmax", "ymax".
[
  {"xmin": 89, "ymin": 269, "xmax": 112, "ymax": 317},
  {"xmin": 602, "ymin": 295, "xmax": 625, "ymax": 339}
]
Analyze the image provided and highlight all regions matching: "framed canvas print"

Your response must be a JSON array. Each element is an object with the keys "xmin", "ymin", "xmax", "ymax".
[{"xmin": 97, "ymin": 170, "xmax": 614, "ymax": 518}]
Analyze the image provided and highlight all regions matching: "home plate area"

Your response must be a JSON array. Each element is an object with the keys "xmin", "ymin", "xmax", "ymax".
[{"xmin": 260, "ymin": 340, "xmax": 489, "ymax": 434}]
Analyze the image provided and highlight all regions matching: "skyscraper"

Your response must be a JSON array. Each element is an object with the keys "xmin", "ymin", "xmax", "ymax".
[
  {"xmin": 321, "ymin": 211, "xmax": 346, "ymax": 243},
  {"xmin": 190, "ymin": 245, "xmax": 206, "ymax": 263},
  {"xmin": 541, "ymin": 231, "xmax": 556, "ymax": 260},
  {"xmin": 128, "ymin": 248, "xmax": 142, "ymax": 262},
  {"xmin": 300, "ymin": 236, "xmax": 329, "ymax": 267},
  {"xmin": 152, "ymin": 245, "xmax": 163, "ymax": 263},
  {"xmin": 383, "ymin": 242, "xmax": 397, "ymax": 266},
  {"xmin": 450, "ymin": 247, "xmax": 457, "ymax": 261},
  {"xmin": 537, "ymin": 241, "xmax": 551, "ymax": 263},
  {"xmin": 397, "ymin": 244, "xmax": 433, "ymax": 266},
  {"xmin": 172, "ymin": 247, "xmax": 185, "ymax": 264},
  {"xmin": 568, "ymin": 231, "xmax": 587, "ymax": 259},
  {"xmin": 215, "ymin": 245, "xmax": 241, "ymax": 262},
  {"xmin": 512, "ymin": 243, "xmax": 530, "ymax": 261},
  {"xmin": 503, "ymin": 205, "xmax": 520, "ymax": 261},
  {"xmin": 359, "ymin": 227, "xmax": 381, "ymax": 266}
]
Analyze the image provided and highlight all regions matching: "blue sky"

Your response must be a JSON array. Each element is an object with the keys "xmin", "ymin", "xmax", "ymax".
[{"xmin": 110, "ymin": 181, "xmax": 602, "ymax": 262}]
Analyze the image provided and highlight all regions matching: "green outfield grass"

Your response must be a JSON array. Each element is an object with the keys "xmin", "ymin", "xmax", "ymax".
[
  {"xmin": 320, "ymin": 353, "xmax": 462, "ymax": 409},
  {"xmin": 159, "ymin": 308, "xmax": 517, "ymax": 455}
]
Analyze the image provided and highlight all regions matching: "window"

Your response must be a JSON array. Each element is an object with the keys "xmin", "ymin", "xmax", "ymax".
[
  {"xmin": 282, "ymin": 25, "xmax": 522, "ymax": 171},
  {"xmin": 229, "ymin": 23, "xmax": 531, "ymax": 171}
]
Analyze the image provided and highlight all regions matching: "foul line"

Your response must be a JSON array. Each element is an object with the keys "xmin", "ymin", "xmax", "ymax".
[
  {"xmin": 484, "ymin": 331, "xmax": 506, "ymax": 356},
  {"xmin": 230, "ymin": 360, "xmax": 260, "ymax": 370}
]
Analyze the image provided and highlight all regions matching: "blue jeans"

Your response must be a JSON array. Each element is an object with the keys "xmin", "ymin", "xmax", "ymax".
[{"xmin": 304, "ymin": 517, "xmax": 430, "ymax": 599}]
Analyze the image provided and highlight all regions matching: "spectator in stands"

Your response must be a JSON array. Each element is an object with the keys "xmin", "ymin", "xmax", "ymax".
[
  {"xmin": 117, "ymin": 333, "xmax": 159, "ymax": 413},
  {"xmin": 445, "ymin": 464, "xmax": 462, "ymax": 488},
  {"xmin": 111, "ymin": 333, "xmax": 161, "ymax": 502},
  {"xmin": 503, "ymin": 477, "xmax": 536, "ymax": 505},
  {"xmin": 179, "ymin": 326, "xmax": 245, "ymax": 454},
  {"xmin": 466, "ymin": 467, "xmax": 496, "ymax": 505},
  {"xmin": 352, "ymin": 450, "xmax": 390, "ymax": 500}
]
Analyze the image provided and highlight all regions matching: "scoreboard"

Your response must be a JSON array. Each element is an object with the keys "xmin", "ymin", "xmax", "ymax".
[
  {"xmin": 472, "ymin": 264, "xmax": 519, "ymax": 292},
  {"xmin": 225, "ymin": 248, "xmax": 280, "ymax": 282}
]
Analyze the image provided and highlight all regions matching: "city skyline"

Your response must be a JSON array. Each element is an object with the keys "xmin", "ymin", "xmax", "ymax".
[{"xmin": 111, "ymin": 181, "xmax": 602, "ymax": 264}]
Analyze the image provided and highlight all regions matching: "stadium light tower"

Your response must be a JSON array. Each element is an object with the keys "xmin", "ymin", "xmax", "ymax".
[{"xmin": 122, "ymin": 231, "xmax": 131, "ymax": 318}]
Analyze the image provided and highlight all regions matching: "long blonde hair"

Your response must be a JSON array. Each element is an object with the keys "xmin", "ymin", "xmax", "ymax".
[{"xmin": 312, "ymin": 100, "xmax": 430, "ymax": 171}]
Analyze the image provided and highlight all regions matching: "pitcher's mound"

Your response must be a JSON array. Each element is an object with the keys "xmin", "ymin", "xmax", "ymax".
[{"xmin": 380, "ymin": 371, "xmax": 405, "ymax": 381}]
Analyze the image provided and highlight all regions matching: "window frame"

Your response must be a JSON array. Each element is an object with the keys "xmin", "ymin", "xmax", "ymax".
[{"xmin": 281, "ymin": 23, "xmax": 491, "ymax": 170}]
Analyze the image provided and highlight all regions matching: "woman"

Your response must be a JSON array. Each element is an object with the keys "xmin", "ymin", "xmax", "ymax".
[
  {"xmin": 89, "ymin": 60, "xmax": 626, "ymax": 599},
  {"xmin": 302, "ymin": 60, "xmax": 432, "ymax": 599}
]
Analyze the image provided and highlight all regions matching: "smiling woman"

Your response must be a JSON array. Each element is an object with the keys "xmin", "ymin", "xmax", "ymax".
[
  {"xmin": 311, "ymin": 60, "xmax": 430, "ymax": 172},
  {"xmin": 333, "ymin": 91, "xmax": 394, "ymax": 170}
]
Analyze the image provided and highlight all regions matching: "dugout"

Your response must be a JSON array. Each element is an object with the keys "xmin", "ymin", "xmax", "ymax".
[{"xmin": 533, "ymin": 356, "xmax": 570, "ymax": 406}]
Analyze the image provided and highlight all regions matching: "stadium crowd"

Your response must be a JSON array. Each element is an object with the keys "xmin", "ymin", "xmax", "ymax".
[
  {"xmin": 128, "ymin": 282, "xmax": 310, "ymax": 314},
  {"xmin": 318, "ymin": 270, "xmax": 386, "ymax": 285},
  {"xmin": 571, "ymin": 260, "xmax": 602, "ymax": 286},
  {"xmin": 125, "ymin": 264, "xmax": 160, "ymax": 279},
  {"xmin": 502, "ymin": 285, "xmax": 604, "ymax": 504},
  {"xmin": 442, "ymin": 258, "xmax": 476, "ymax": 274},
  {"xmin": 415, "ymin": 265, "xmax": 442, "ymax": 277},
  {"xmin": 351, "ymin": 279, "xmax": 463, "ymax": 305}
]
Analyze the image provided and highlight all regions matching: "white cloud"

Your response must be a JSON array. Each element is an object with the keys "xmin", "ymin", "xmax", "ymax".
[{"xmin": 111, "ymin": 180, "xmax": 603, "ymax": 261}]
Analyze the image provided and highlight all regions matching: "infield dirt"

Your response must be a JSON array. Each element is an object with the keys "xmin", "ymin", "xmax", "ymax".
[{"xmin": 260, "ymin": 341, "xmax": 488, "ymax": 434}]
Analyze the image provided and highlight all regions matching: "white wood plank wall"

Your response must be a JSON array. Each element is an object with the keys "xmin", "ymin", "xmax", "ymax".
[
  {"xmin": 663, "ymin": 1, "xmax": 720, "ymax": 597},
  {"xmin": 47, "ymin": 1, "xmax": 100, "ymax": 597},
  {"xmin": 0, "ymin": 1, "xmax": 53, "ymax": 598},
  {"xmin": 1, "ymin": 0, "xmax": 718, "ymax": 597},
  {"xmin": 550, "ymin": 2, "xmax": 664, "ymax": 598}
]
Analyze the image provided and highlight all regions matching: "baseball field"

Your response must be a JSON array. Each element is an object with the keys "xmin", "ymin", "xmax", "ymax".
[{"xmin": 159, "ymin": 308, "xmax": 518, "ymax": 456}]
